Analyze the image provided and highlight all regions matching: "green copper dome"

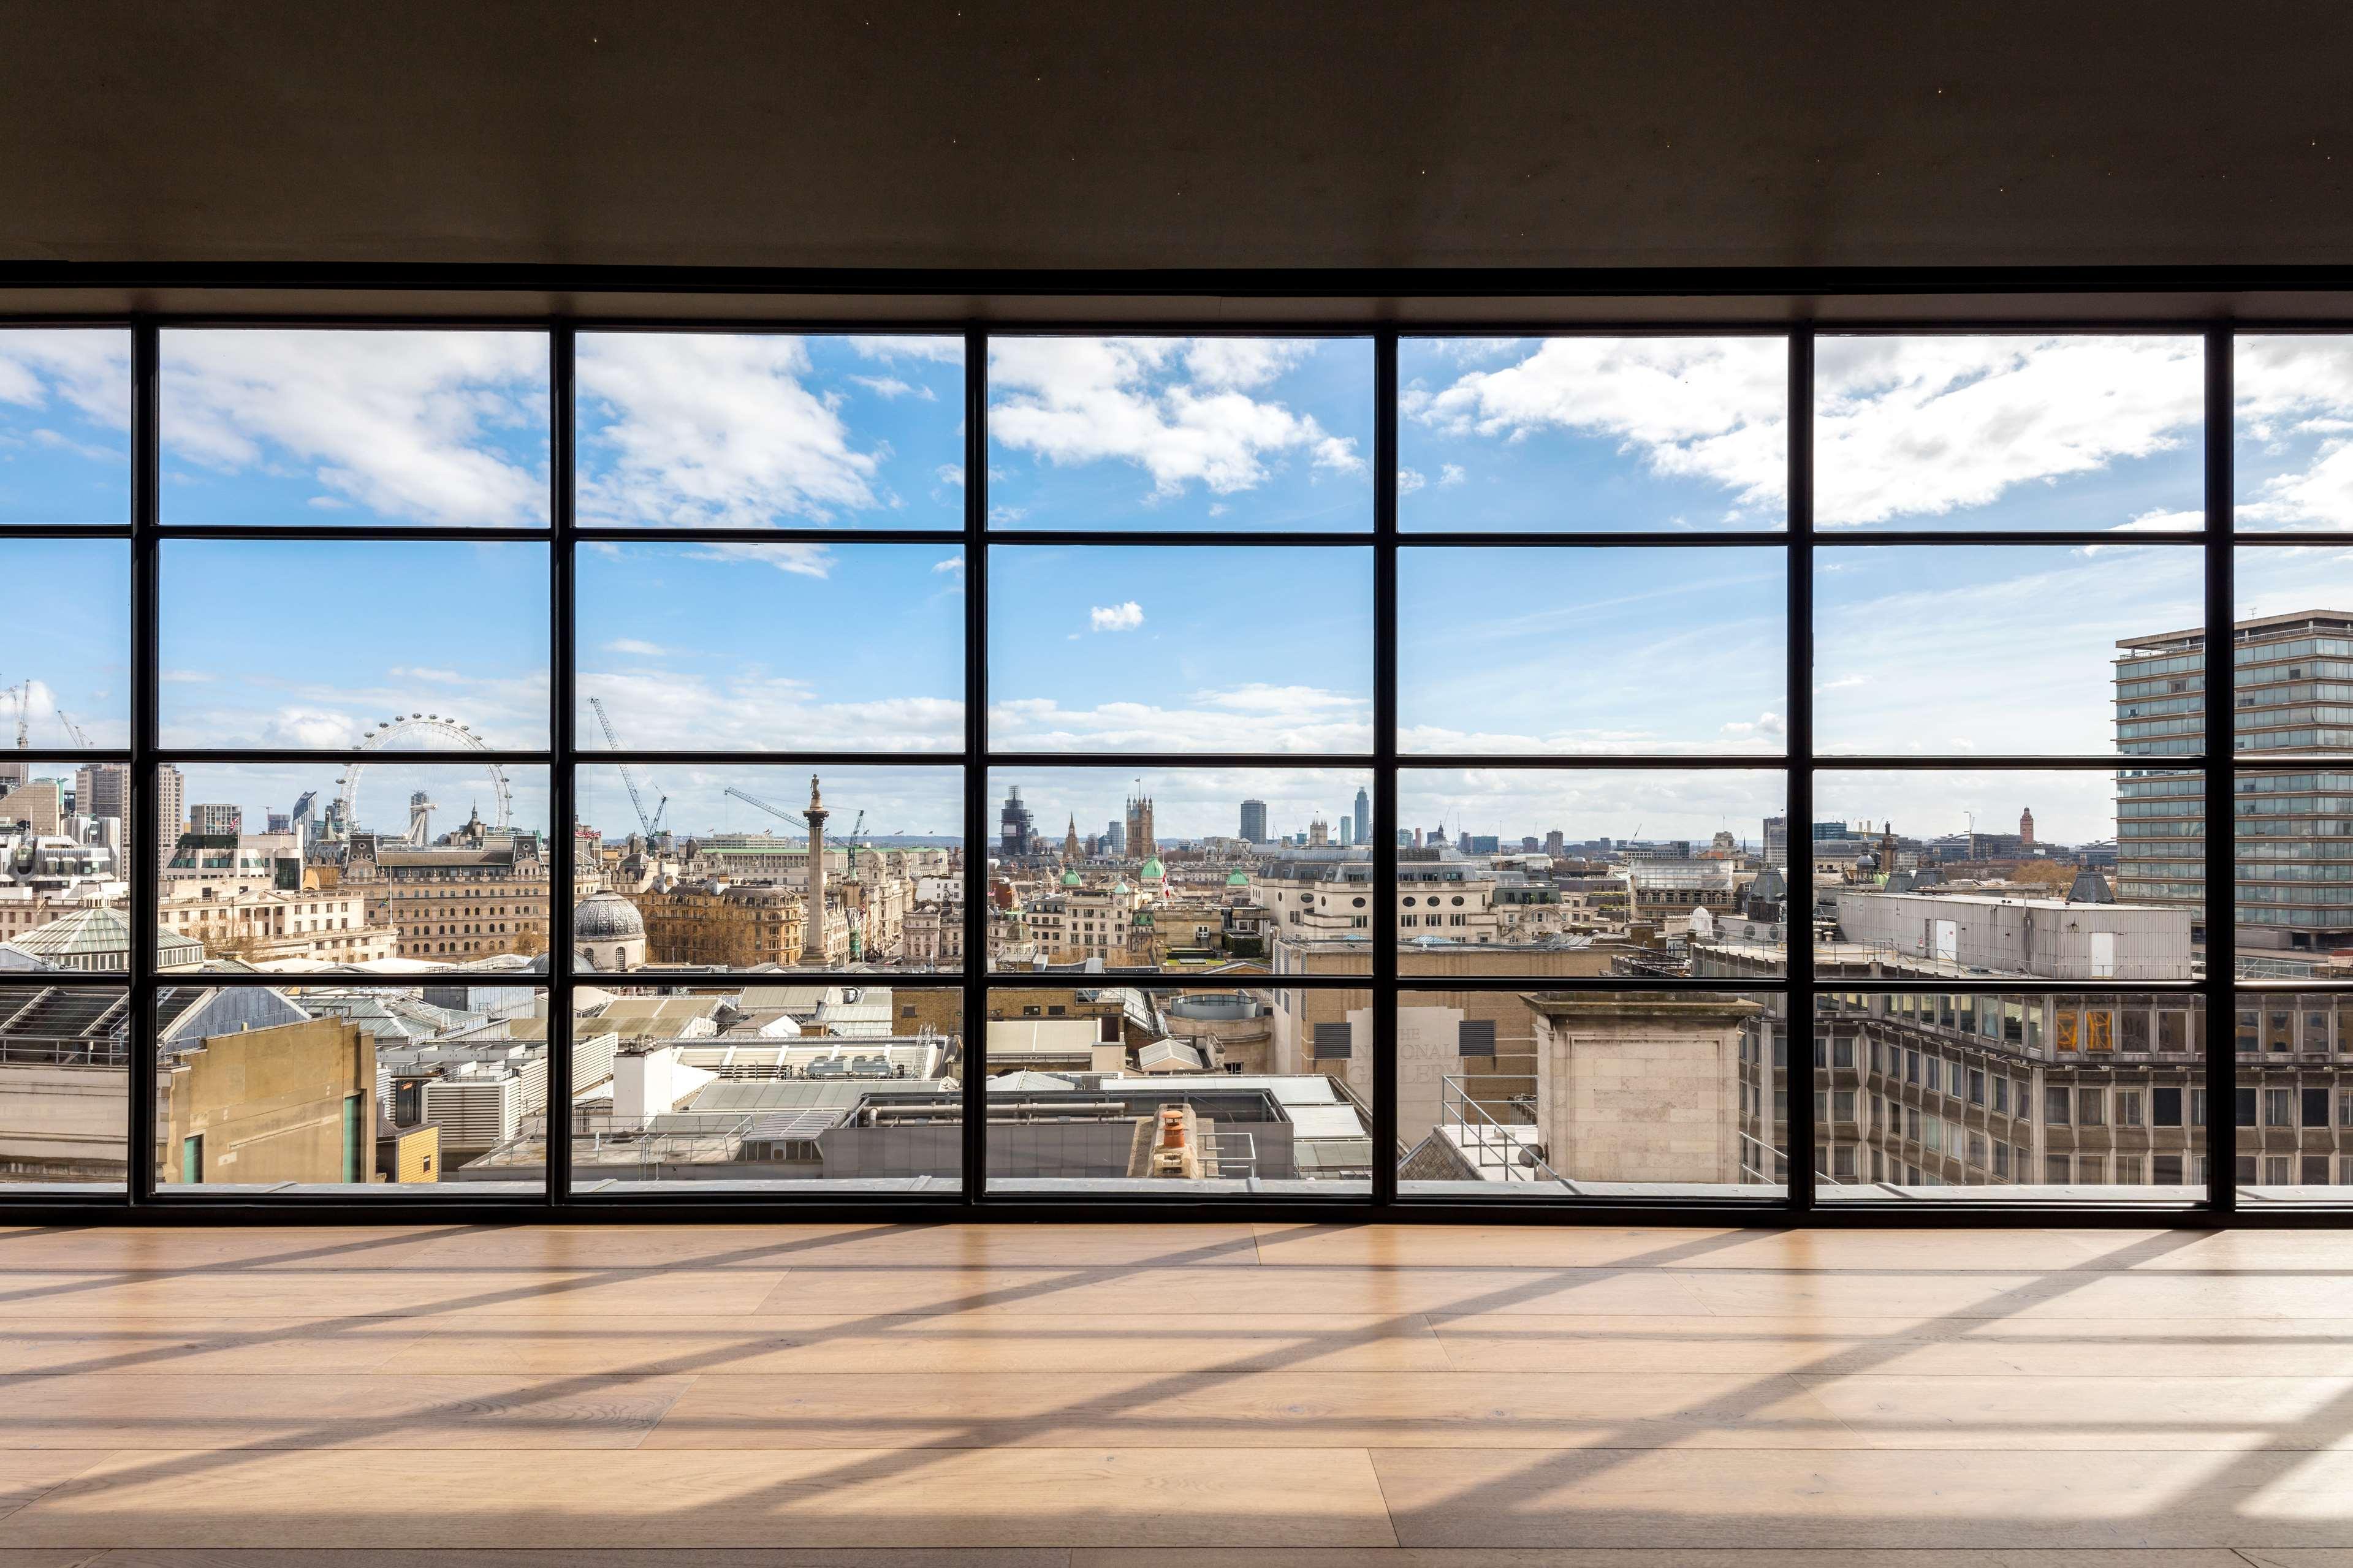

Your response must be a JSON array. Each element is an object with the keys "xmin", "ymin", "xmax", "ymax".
[
  {"xmin": 1060, "ymin": 867, "xmax": 1083, "ymax": 887},
  {"xmin": 1225, "ymin": 868, "xmax": 1250, "ymax": 887},
  {"xmin": 1140, "ymin": 855, "xmax": 1165, "ymax": 879}
]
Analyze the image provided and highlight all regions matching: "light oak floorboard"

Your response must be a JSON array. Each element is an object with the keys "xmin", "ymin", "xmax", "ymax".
[
  {"xmin": 0, "ymin": 1374, "xmax": 695, "ymax": 1450},
  {"xmin": 1371, "ymin": 1445, "xmax": 2353, "ymax": 1549},
  {"xmin": 637, "ymin": 1370, "xmax": 1855, "ymax": 1450},
  {"xmin": 370, "ymin": 1312, "xmax": 1456, "ymax": 1376},
  {"xmin": 0, "ymin": 1449, "xmax": 1398, "ymax": 1551}
]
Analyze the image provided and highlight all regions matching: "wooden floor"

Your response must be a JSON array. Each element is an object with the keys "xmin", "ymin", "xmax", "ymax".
[{"xmin": 2, "ymin": 1224, "xmax": 2353, "ymax": 1565}]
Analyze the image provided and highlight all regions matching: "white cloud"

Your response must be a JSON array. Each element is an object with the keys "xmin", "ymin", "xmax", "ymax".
[
  {"xmin": 160, "ymin": 670, "xmax": 215, "ymax": 684},
  {"xmin": 851, "ymin": 375, "xmax": 932, "ymax": 401},
  {"xmin": 0, "ymin": 330, "xmax": 129, "ymax": 430},
  {"xmin": 679, "ymin": 541, "xmax": 835, "ymax": 578},
  {"xmin": 1407, "ymin": 336, "xmax": 1787, "ymax": 519},
  {"xmin": 1439, "ymin": 463, "xmax": 1467, "ymax": 486},
  {"xmin": 387, "ymin": 666, "xmax": 472, "ymax": 684},
  {"xmin": 935, "ymin": 464, "xmax": 965, "ymax": 488},
  {"xmin": 603, "ymin": 638, "xmax": 674, "ymax": 657},
  {"xmin": 932, "ymin": 554, "xmax": 965, "ymax": 575},
  {"xmin": 163, "ymin": 329, "xmax": 549, "ymax": 525},
  {"xmin": 1410, "ymin": 335, "xmax": 2212, "ymax": 531},
  {"xmin": 992, "ymin": 686, "xmax": 1372, "ymax": 753},
  {"xmin": 2239, "ymin": 336, "xmax": 2353, "ymax": 527},
  {"xmin": 847, "ymin": 335, "xmax": 962, "ymax": 364},
  {"xmin": 1719, "ymin": 711, "xmax": 1785, "ymax": 742},
  {"xmin": 1397, "ymin": 468, "xmax": 1427, "ymax": 496},
  {"xmin": 1089, "ymin": 600, "xmax": 1146, "ymax": 632},
  {"xmin": 989, "ymin": 337, "xmax": 1361, "ymax": 496},
  {"xmin": 1814, "ymin": 336, "xmax": 2203, "ymax": 526},
  {"xmin": 580, "ymin": 669, "xmax": 964, "ymax": 753},
  {"xmin": 577, "ymin": 335, "xmax": 884, "ymax": 528}
]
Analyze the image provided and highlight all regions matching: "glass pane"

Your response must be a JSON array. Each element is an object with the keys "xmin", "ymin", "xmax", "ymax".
[
  {"xmin": 574, "ymin": 765, "xmax": 961, "ymax": 975},
  {"xmin": 1398, "ymin": 987, "xmax": 1785, "ymax": 1199},
  {"xmin": 159, "ymin": 762, "xmax": 555, "ymax": 975},
  {"xmin": 986, "ymin": 767, "xmax": 1370, "ymax": 974},
  {"xmin": 0, "ymin": 328, "xmax": 130, "ymax": 526},
  {"xmin": 987, "ymin": 336, "xmax": 1372, "ymax": 531},
  {"xmin": 1401, "ymin": 769, "xmax": 1788, "ymax": 976},
  {"xmin": 2233, "ymin": 991, "xmax": 2353, "ymax": 1203},
  {"xmin": 988, "ymin": 546, "xmax": 1372, "ymax": 752},
  {"xmin": 4, "ymin": 537, "xmax": 131, "ymax": 746},
  {"xmin": 2234, "ymin": 767, "xmax": 2353, "ymax": 977},
  {"xmin": 1397, "ymin": 336, "xmax": 1787, "ymax": 532},
  {"xmin": 2236, "ymin": 551, "xmax": 2353, "ymax": 757},
  {"xmin": 1815, "ymin": 771, "xmax": 2197, "ymax": 976},
  {"xmin": 1816, "ymin": 335, "xmax": 2203, "ymax": 532},
  {"xmin": 563, "ymin": 983, "xmax": 963, "ymax": 1193},
  {"xmin": 0, "ymin": 985, "xmax": 129, "ymax": 1189},
  {"xmin": 161, "ymin": 540, "xmax": 550, "ymax": 749},
  {"xmin": 1817, "ymin": 993, "xmax": 2203, "ymax": 1203},
  {"xmin": 577, "ymin": 331, "xmax": 962, "ymax": 531},
  {"xmin": 2, "ymin": 756, "xmax": 132, "ymax": 974},
  {"xmin": 1400, "ymin": 548, "xmax": 1784, "ymax": 754},
  {"xmin": 2237, "ymin": 335, "xmax": 2353, "ymax": 531},
  {"xmin": 578, "ymin": 542, "xmax": 963, "ymax": 752},
  {"xmin": 161, "ymin": 329, "xmax": 550, "ymax": 528},
  {"xmin": 159, "ymin": 982, "xmax": 547, "ymax": 1193},
  {"xmin": 987, "ymin": 985, "xmax": 1369, "ymax": 1195},
  {"xmin": 1816, "ymin": 544, "xmax": 2202, "ymax": 755}
]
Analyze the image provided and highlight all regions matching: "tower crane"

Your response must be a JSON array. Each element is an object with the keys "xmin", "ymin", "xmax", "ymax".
[
  {"xmin": 586, "ymin": 696, "xmax": 671, "ymax": 841},
  {"xmin": 3, "ymin": 680, "xmax": 27, "ymax": 751},
  {"xmin": 722, "ymin": 784, "xmax": 810, "ymax": 835},
  {"xmin": 845, "ymin": 808, "xmax": 867, "ymax": 877},
  {"xmin": 54, "ymin": 708, "xmax": 93, "ymax": 749}
]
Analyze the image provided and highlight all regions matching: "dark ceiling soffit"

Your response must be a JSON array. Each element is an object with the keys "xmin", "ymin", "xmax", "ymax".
[{"xmin": 9, "ymin": 263, "xmax": 2353, "ymax": 327}]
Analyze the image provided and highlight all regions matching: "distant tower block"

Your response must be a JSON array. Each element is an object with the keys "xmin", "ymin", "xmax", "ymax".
[{"xmin": 2020, "ymin": 806, "xmax": 2035, "ymax": 847}]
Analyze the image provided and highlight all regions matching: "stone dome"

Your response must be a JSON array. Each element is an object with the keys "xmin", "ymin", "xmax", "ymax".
[{"xmin": 572, "ymin": 890, "xmax": 645, "ymax": 941}]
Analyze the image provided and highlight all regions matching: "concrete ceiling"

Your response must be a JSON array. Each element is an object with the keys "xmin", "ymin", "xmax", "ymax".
[{"xmin": 3, "ymin": 2, "xmax": 2349, "ymax": 316}]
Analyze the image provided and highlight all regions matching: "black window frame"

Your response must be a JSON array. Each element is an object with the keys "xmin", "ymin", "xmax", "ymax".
[{"xmin": 0, "ymin": 287, "xmax": 2345, "ymax": 1227}]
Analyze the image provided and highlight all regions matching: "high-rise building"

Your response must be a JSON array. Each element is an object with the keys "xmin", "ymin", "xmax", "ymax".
[
  {"xmin": 1124, "ymin": 793, "xmax": 1155, "ymax": 860},
  {"xmin": 1545, "ymin": 829, "xmax": 1566, "ymax": 858},
  {"xmin": 72, "ymin": 761, "xmax": 128, "ymax": 824},
  {"xmin": 2020, "ymin": 806, "xmax": 2036, "ymax": 847},
  {"xmin": 1353, "ymin": 787, "xmax": 1370, "ymax": 844},
  {"xmin": 2113, "ymin": 610, "xmax": 2353, "ymax": 958},
  {"xmin": 1763, "ymin": 816, "xmax": 1788, "ymax": 869},
  {"xmin": 155, "ymin": 765, "xmax": 184, "ymax": 871},
  {"xmin": 1239, "ymin": 799, "xmax": 1268, "ymax": 843},
  {"xmin": 1339, "ymin": 816, "xmax": 1351, "ymax": 845},
  {"xmin": 190, "ymin": 803, "xmax": 242, "ymax": 836},
  {"xmin": 997, "ymin": 785, "xmax": 1033, "ymax": 860}
]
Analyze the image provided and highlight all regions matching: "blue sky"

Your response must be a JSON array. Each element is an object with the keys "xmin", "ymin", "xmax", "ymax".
[
  {"xmin": 2, "ymin": 538, "xmax": 131, "ymax": 746},
  {"xmin": 1399, "ymin": 547, "xmax": 1785, "ymax": 752},
  {"xmin": 987, "ymin": 545, "xmax": 1373, "ymax": 751},
  {"xmin": 988, "ymin": 338, "xmax": 1372, "ymax": 531},
  {"xmin": 1401, "ymin": 336, "xmax": 1787, "ymax": 532},
  {"xmin": 579, "ymin": 541, "xmax": 964, "ymax": 751},
  {"xmin": 21, "ymin": 328, "xmax": 2353, "ymax": 852},
  {"xmin": 0, "ymin": 330, "xmax": 129, "ymax": 525},
  {"xmin": 579, "ymin": 333, "xmax": 962, "ymax": 530},
  {"xmin": 160, "ymin": 329, "xmax": 550, "ymax": 527},
  {"xmin": 2237, "ymin": 336, "xmax": 2353, "ymax": 529},
  {"xmin": 159, "ymin": 540, "xmax": 550, "ymax": 749}
]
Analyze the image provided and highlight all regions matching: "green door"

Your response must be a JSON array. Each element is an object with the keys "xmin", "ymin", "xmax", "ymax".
[
  {"xmin": 341, "ymin": 1094, "xmax": 363, "ymax": 1184},
  {"xmin": 180, "ymin": 1135, "xmax": 202, "ymax": 1184}
]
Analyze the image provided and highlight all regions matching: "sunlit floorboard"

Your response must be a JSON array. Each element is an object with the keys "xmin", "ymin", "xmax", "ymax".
[{"xmin": 1, "ymin": 1222, "xmax": 2351, "ymax": 1559}]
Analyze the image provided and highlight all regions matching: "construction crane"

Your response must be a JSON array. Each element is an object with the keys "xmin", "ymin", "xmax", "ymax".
[
  {"xmin": 722, "ymin": 784, "xmax": 810, "ymax": 836},
  {"xmin": 585, "ymin": 696, "xmax": 671, "ymax": 841},
  {"xmin": 3, "ymin": 680, "xmax": 26, "ymax": 751},
  {"xmin": 845, "ymin": 808, "xmax": 867, "ymax": 878},
  {"xmin": 54, "ymin": 708, "xmax": 93, "ymax": 749}
]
